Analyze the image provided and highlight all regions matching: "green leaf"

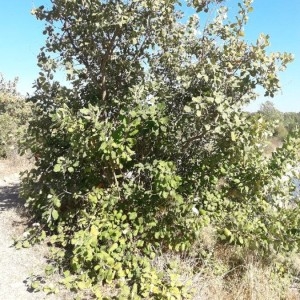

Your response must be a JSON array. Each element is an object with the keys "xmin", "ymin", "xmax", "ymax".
[
  {"xmin": 231, "ymin": 132, "xmax": 236, "ymax": 141},
  {"xmin": 22, "ymin": 240, "xmax": 31, "ymax": 248},
  {"xmin": 15, "ymin": 241, "xmax": 23, "ymax": 250},
  {"xmin": 129, "ymin": 212, "xmax": 137, "ymax": 220},
  {"xmin": 53, "ymin": 197, "xmax": 61, "ymax": 208},
  {"xmin": 184, "ymin": 106, "xmax": 191, "ymax": 113},
  {"xmin": 67, "ymin": 166, "xmax": 74, "ymax": 173},
  {"xmin": 52, "ymin": 209, "xmax": 59, "ymax": 220},
  {"xmin": 43, "ymin": 286, "xmax": 53, "ymax": 294},
  {"xmin": 31, "ymin": 281, "xmax": 40, "ymax": 290},
  {"xmin": 90, "ymin": 225, "xmax": 99, "ymax": 237},
  {"xmin": 224, "ymin": 228, "xmax": 232, "ymax": 237},
  {"xmin": 109, "ymin": 243, "xmax": 118, "ymax": 253},
  {"xmin": 53, "ymin": 164, "xmax": 61, "ymax": 172},
  {"xmin": 77, "ymin": 281, "xmax": 87, "ymax": 290},
  {"xmin": 45, "ymin": 265, "xmax": 54, "ymax": 275},
  {"xmin": 73, "ymin": 160, "xmax": 80, "ymax": 167}
]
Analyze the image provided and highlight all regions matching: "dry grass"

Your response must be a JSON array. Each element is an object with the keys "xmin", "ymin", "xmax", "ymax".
[
  {"xmin": 150, "ymin": 228, "xmax": 300, "ymax": 300},
  {"xmin": 227, "ymin": 263, "xmax": 290, "ymax": 300}
]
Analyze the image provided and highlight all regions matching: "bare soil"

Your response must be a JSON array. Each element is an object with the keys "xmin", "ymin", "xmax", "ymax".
[{"xmin": 0, "ymin": 159, "xmax": 68, "ymax": 299}]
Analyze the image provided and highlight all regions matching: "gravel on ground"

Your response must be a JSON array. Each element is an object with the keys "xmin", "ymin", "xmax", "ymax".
[{"xmin": 0, "ymin": 160, "xmax": 68, "ymax": 300}]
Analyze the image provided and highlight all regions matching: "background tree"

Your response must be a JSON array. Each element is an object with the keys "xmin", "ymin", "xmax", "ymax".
[
  {"xmin": 283, "ymin": 111, "xmax": 300, "ymax": 132},
  {"xmin": 259, "ymin": 100, "xmax": 283, "ymax": 123},
  {"xmin": 0, "ymin": 73, "xmax": 31, "ymax": 158},
  {"xmin": 259, "ymin": 101, "xmax": 291, "ymax": 140},
  {"xmin": 20, "ymin": 0, "xmax": 300, "ymax": 297}
]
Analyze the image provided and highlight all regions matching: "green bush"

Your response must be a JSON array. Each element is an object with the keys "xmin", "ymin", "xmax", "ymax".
[
  {"xmin": 20, "ymin": 0, "xmax": 300, "ymax": 298},
  {"xmin": 0, "ymin": 74, "xmax": 31, "ymax": 158}
]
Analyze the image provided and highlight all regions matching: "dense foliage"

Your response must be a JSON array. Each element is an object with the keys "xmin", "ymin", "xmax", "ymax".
[
  {"xmin": 20, "ymin": 0, "xmax": 300, "ymax": 298},
  {"xmin": 0, "ymin": 74, "xmax": 31, "ymax": 158}
]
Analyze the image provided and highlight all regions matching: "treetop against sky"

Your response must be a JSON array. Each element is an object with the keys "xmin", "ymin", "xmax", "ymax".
[{"xmin": 0, "ymin": 0, "xmax": 299, "ymax": 111}]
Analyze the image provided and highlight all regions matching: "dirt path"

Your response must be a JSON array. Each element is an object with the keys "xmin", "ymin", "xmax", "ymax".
[{"xmin": 0, "ymin": 160, "xmax": 64, "ymax": 300}]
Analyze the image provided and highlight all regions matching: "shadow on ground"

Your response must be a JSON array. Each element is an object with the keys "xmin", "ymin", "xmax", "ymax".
[{"xmin": 0, "ymin": 183, "xmax": 25, "ymax": 212}]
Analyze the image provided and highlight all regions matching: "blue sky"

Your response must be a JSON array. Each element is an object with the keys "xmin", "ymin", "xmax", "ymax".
[{"xmin": 0, "ymin": 0, "xmax": 299, "ymax": 112}]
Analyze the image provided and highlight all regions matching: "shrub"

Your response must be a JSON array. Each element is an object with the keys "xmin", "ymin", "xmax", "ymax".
[
  {"xmin": 0, "ymin": 74, "xmax": 31, "ymax": 158},
  {"xmin": 20, "ymin": 0, "xmax": 300, "ymax": 298}
]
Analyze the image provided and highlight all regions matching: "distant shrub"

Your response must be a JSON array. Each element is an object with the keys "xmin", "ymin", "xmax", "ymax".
[
  {"xmin": 275, "ymin": 123, "xmax": 289, "ymax": 140},
  {"xmin": 0, "ymin": 74, "xmax": 32, "ymax": 158}
]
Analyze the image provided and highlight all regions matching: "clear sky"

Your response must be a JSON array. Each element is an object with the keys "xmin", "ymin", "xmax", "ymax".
[{"xmin": 0, "ymin": 0, "xmax": 299, "ymax": 112}]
